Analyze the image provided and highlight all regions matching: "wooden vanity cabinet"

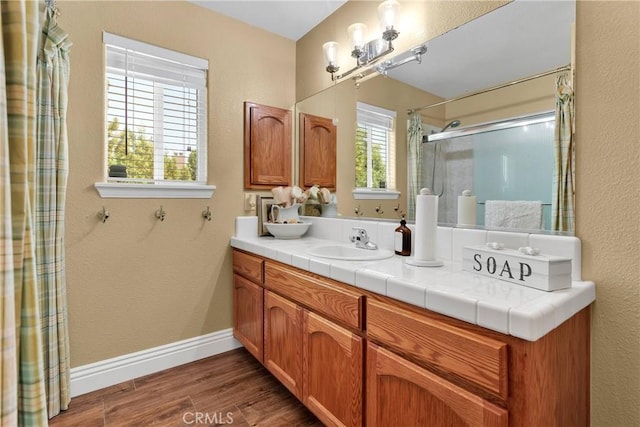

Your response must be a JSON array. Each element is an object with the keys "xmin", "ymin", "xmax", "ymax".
[
  {"xmin": 303, "ymin": 311, "xmax": 363, "ymax": 427},
  {"xmin": 264, "ymin": 290, "xmax": 304, "ymax": 398},
  {"xmin": 366, "ymin": 342, "xmax": 508, "ymax": 427},
  {"xmin": 365, "ymin": 296, "xmax": 590, "ymax": 427},
  {"xmin": 265, "ymin": 262, "xmax": 364, "ymax": 427},
  {"xmin": 232, "ymin": 251, "xmax": 264, "ymax": 362},
  {"xmin": 231, "ymin": 250, "xmax": 590, "ymax": 427}
]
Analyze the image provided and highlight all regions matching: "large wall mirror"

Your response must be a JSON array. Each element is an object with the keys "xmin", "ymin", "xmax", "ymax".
[{"xmin": 295, "ymin": 0, "xmax": 576, "ymax": 235}]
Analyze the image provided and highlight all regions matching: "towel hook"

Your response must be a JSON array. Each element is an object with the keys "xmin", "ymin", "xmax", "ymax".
[
  {"xmin": 155, "ymin": 206, "xmax": 166, "ymax": 222},
  {"xmin": 202, "ymin": 206, "xmax": 212, "ymax": 222},
  {"xmin": 97, "ymin": 206, "xmax": 110, "ymax": 223}
]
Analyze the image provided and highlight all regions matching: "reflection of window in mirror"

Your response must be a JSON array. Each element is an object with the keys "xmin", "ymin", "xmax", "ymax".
[{"xmin": 355, "ymin": 102, "xmax": 396, "ymax": 190}]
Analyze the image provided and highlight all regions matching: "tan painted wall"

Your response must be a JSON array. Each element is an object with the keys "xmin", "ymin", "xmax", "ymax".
[
  {"xmin": 62, "ymin": 0, "xmax": 295, "ymax": 366},
  {"xmin": 575, "ymin": 2, "xmax": 640, "ymax": 426},
  {"xmin": 445, "ymin": 74, "xmax": 556, "ymax": 125}
]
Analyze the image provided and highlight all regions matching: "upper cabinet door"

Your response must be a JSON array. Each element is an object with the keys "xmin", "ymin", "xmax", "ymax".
[
  {"xmin": 299, "ymin": 113, "xmax": 337, "ymax": 190},
  {"xmin": 244, "ymin": 102, "xmax": 292, "ymax": 189}
]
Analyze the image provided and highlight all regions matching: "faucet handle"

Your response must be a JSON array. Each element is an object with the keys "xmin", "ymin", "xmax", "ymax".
[
  {"xmin": 350, "ymin": 227, "xmax": 378, "ymax": 250},
  {"xmin": 350, "ymin": 227, "xmax": 369, "ymax": 243}
]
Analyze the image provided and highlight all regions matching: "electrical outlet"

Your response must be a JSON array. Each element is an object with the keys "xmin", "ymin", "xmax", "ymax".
[{"xmin": 244, "ymin": 193, "xmax": 256, "ymax": 211}]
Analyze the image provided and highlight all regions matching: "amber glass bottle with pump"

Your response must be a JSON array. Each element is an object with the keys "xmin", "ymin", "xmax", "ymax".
[{"xmin": 394, "ymin": 216, "xmax": 411, "ymax": 256}]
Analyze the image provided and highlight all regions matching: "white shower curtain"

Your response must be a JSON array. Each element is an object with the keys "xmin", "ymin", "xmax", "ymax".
[{"xmin": 407, "ymin": 113, "xmax": 424, "ymax": 220}]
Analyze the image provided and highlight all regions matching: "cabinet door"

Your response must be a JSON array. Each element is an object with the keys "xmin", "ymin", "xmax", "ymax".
[
  {"xmin": 299, "ymin": 112, "xmax": 337, "ymax": 189},
  {"xmin": 264, "ymin": 290, "xmax": 303, "ymax": 398},
  {"xmin": 366, "ymin": 343, "xmax": 508, "ymax": 427},
  {"xmin": 244, "ymin": 102, "xmax": 292, "ymax": 189},
  {"xmin": 233, "ymin": 274, "xmax": 263, "ymax": 362},
  {"xmin": 303, "ymin": 311, "xmax": 362, "ymax": 427}
]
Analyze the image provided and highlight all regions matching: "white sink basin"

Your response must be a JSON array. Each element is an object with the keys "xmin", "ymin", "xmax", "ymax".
[{"xmin": 307, "ymin": 244, "xmax": 394, "ymax": 261}]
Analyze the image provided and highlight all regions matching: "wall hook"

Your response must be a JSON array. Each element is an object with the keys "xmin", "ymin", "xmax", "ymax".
[
  {"xmin": 375, "ymin": 205, "xmax": 384, "ymax": 215},
  {"xmin": 202, "ymin": 206, "xmax": 212, "ymax": 221},
  {"xmin": 155, "ymin": 206, "xmax": 166, "ymax": 222},
  {"xmin": 97, "ymin": 206, "xmax": 110, "ymax": 223},
  {"xmin": 354, "ymin": 205, "xmax": 364, "ymax": 217},
  {"xmin": 393, "ymin": 203, "xmax": 405, "ymax": 218}
]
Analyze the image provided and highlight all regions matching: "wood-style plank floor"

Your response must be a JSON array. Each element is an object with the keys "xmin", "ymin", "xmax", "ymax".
[{"xmin": 49, "ymin": 348, "xmax": 322, "ymax": 426}]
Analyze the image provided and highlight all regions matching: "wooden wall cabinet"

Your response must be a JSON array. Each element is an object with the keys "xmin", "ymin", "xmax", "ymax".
[
  {"xmin": 299, "ymin": 112, "xmax": 337, "ymax": 190},
  {"xmin": 244, "ymin": 102, "xmax": 292, "ymax": 189}
]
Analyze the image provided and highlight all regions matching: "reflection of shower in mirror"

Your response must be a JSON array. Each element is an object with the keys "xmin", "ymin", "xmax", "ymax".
[
  {"xmin": 438, "ymin": 120, "xmax": 461, "ymax": 133},
  {"xmin": 417, "ymin": 111, "xmax": 556, "ymax": 230}
]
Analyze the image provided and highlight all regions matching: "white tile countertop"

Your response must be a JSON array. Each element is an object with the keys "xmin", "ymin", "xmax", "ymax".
[{"xmin": 231, "ymin": 216, "xmax": 595, "ymax": 341}]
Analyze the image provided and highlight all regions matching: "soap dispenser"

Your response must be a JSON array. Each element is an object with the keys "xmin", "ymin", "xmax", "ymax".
[{"xmin": 394, "ymin": 215, "xmax": 411, "ymax": 256}]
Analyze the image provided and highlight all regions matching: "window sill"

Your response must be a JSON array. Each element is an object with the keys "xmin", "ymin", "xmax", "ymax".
[
  {"xmin": 352, "ymin": 188, "xmax": 401, "ymax": 200},
  {"xmin": 95, "ymin": 182, "xmax": 216, "ymax": 199}
]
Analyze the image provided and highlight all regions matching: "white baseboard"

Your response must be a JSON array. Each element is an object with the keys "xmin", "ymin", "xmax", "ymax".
[{"xmin": 70, "ymin": 328, "xmax": 242, "ymax": 397}]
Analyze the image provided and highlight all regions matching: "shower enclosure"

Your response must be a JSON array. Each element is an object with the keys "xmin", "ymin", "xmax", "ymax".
[{"xmin": 420, "ymin": 111, "xmax": 555, "ymax": 230}]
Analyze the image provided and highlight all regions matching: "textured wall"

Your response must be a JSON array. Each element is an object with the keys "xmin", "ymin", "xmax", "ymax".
[
  {"xmin": 575, "ymin": 1, "xmax": 640, "ymax": 426},
  {"xmin": 62, "ymin": 0, "xmax": 295, "ymax": 366}
]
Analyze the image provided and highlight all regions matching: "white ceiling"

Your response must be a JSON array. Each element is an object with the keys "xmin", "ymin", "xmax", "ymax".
[
  {"xmin": 191, "ymin": 0, "xmax": 575, "ymax": 100},
  {"xmin": 387, "ymin": 0, "xmax": 575, "ymax": 99},
  {"xmin": 190, "ymin": 0, "xmax": 348, "ymax": 41}
]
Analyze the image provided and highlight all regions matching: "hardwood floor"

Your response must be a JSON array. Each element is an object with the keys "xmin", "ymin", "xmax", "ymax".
[{"xmin": 50, "ymin": 348, "xmax": 322, "ymax": 426}]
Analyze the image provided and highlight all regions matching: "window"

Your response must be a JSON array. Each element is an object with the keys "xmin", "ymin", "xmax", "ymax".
[
  {"xmin": 102, "ymin": 32, "xmax": 209, "ymax": 194},
  {"xmin": 355, "ymin": 102, "xmax": 396, "ymax": 191}
]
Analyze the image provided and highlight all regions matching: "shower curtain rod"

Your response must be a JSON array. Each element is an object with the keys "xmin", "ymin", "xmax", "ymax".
[{"xmin": 407, "ymin": 64, "xmax": 572, "ymax": 115}]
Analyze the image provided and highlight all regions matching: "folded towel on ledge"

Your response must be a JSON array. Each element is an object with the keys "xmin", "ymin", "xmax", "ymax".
[{"xmin": 485, "ymin": 200, "xmax": 543, "ymax": 230}]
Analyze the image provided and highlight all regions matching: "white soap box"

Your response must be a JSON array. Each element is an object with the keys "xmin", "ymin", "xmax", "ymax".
[{"xmin": 462, "ymin": 245, "xmax": 572, "ymax": 292}]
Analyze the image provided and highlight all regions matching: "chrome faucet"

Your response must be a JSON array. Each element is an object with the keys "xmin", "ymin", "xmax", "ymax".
[{"xmin": 350, "ymin": 227, "xmax": 378, "ymax": 250}]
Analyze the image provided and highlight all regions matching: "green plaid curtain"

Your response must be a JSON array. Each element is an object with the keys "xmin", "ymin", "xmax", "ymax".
[
  {"xmin": 35, "ymin": 3, "xmax": 71, "ymax": 417},
  {"xmin": 407, "ymin": 113, "xmax": 424, "ymax": 220},
  {"xmin": 1, "ymin": 0, "xmax": 49, "ymax": 425},
  {"xmin": 552, "ymin": 72, "xmax": 575, "ymax": 233}
]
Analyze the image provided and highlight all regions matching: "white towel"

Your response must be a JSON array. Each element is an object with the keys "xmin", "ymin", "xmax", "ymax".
[{"xmin": 485, "ymin": 200, "xmax": 543, "ymax": 230}]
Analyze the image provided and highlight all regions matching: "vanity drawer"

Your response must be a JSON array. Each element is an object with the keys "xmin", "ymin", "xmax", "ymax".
[
  {"xmin": 366, "ymin": 298, "xmax": 508, "ymax": 399},
  {"xmin": 265, "ymin": 262, "xmax": 363, "ymax": 330},
  {"xmin": 233, "ymin": 250, "xmax": 264, "ymax": 284}
]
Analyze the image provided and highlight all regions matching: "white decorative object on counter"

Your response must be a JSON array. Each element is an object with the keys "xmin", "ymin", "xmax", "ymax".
[
  {"xmin": 457, "ymin": 189, "xmax": 477, "ymax": 226},
  {"xmin": 263, "ymin": 222, "xmax": 311, "ymax": 239},
  {"xmin": 462, "ymin": 243, "xmax": 572, "ymax": 291}
]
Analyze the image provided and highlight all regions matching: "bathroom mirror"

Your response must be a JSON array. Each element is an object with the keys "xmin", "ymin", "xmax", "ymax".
[{"xmin": 294, "ymin": 0, "xmax": 575, "ymax": 235}]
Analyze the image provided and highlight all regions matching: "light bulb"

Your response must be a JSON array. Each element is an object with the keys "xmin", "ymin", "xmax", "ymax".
[
  {"xmin": 322, "ymin": 41, "xmax": 339, "ymax": 73},
  {"xmin": 378, "ymin": 0, "xmax": 399, "ymax": 30},
  {"xmin": 348, "ymin": 23, "xmax": 367, "ymax": 50}
]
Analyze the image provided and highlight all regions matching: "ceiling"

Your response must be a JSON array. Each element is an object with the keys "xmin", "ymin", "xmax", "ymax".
[
  {"xmin": 386, "ymin": 0, "xmax": 575, "ymax": 99},
  {"xmin": 190, "ymin": 0, "xmax": 348, "ymax": 41}
]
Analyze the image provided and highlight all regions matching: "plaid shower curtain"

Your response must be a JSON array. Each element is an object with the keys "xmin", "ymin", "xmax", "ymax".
[
  {"xmin": 35, "ymin": 3, "xmax": 71, "ymax": 417},
  {"xmin": 1, "ymin": 0, "xmax": 48, "ymax": 425},
  {"xmin": 552, "ymin": 72, "xmax": 575, "ymax": 233},
  {"xmin": 407, "ymin": 113, "xmax": 424, "ymax": 220}
]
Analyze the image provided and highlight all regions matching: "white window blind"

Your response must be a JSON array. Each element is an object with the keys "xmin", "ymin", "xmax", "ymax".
[
  {"xmin": 104, "ymin": 32, "xmax": 208, "ymax": 184},
  {"xmin": 356, "ymin": 102, "xmax": 396, "ymax": 189}
]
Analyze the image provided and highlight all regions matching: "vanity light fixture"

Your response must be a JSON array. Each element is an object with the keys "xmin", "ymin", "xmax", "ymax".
[{"xmin": 323, "ymin": 0, "xmax": 400, "ymax": 81}]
